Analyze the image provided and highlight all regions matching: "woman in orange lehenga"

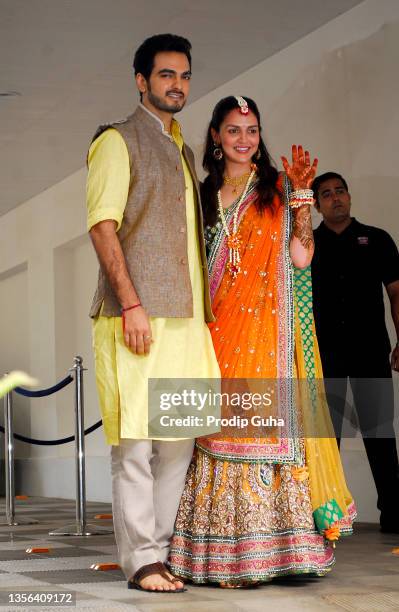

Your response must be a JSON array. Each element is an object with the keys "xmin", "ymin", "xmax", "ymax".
[{"xmin": 169, "ymin": 96, "xmax": 356, "ymax": 586}]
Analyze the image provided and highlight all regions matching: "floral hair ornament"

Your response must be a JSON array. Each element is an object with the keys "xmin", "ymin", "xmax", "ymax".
[{"xmin": 235, "ymin": 96, "xmax": 249, "ymax": 115}]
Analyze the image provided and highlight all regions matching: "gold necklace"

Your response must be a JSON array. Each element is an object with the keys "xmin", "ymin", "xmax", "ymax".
[
  {"xmin": 223, "ymin": 171, "xmax": 251, "ymax": 194},
  {"xmin": 217, "ymin": 168, "xmax": 256, "ymax": 278}
]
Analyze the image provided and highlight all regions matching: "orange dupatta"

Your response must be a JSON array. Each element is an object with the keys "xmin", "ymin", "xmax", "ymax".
[{"xmin": 197, "ymin": 176, "xmax": 302, "ymax": 464}]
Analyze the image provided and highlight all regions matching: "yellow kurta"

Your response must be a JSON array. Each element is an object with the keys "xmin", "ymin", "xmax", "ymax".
[{"xmin": 87, "ymin": 124, "xmax": 220, "ymax": 444}]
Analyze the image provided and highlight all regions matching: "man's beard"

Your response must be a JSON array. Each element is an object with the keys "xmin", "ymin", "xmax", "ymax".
[{"xmin": 147, "ymin": 88, "xmax": 185, "ymax": 114}]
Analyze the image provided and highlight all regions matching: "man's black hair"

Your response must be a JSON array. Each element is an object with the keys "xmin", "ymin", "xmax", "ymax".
[
  {"xmin": 133, "ymin": 33, "xmax": 192, "ymax": 80},
  {"xmin": 312, "ymin": 172, "xmax": 349, "ymax": 204}
]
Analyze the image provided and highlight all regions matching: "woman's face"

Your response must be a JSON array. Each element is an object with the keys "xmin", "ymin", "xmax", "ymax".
[{"xmin": 213, "ymin": 108, "xmax": 260, "ymax": 167}]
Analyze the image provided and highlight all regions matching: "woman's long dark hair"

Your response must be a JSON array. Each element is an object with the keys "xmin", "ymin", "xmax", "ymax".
[{"xmin": 201, "ymin": 96, "xmax": 280, "ymax": 227}]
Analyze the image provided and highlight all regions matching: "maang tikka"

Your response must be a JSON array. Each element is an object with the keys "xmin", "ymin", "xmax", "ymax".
[{"xmin": 235, "ymin": 96, "xmax": 249, "ymax": 115}]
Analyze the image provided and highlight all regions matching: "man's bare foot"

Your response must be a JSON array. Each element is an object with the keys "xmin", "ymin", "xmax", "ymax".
[
  {"xmin": 164, "ymin": 569, "xmax": 185, "ymax": 590},
  {"xmin": 128, "ymin": 561, "xmax": 185, "ymax": 592},
  {"xmin": 139, "ymin": 572, "xmax": 181, "ymax": 591}
]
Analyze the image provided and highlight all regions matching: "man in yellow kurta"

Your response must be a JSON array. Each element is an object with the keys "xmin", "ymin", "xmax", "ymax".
[{"xmin": 86, "ymin": 35, "xmax": 219, "ymax": 592}]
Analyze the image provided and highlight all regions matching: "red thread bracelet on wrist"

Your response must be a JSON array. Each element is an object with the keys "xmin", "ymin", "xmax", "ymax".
[{"xmin": 121, "ymin": 302, "xmax": 141, "ymax": 313}]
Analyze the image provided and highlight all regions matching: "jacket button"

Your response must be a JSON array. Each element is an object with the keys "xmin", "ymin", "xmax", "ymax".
[
  {"xmin": 178, "ymin": 195, "xmax": 183, "ymax": 202},
  {"xmin": 180, "ymin": 257, "xmax": 186, "ymax": 265},
  {"xmin": 179, "ymin": 227, "xmax": 186, "ymax": 233}
]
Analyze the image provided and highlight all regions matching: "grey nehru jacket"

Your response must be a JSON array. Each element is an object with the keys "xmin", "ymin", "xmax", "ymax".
[{"xmin": 88, "ymin": 105, "xmax": 214, "ymax": 322}]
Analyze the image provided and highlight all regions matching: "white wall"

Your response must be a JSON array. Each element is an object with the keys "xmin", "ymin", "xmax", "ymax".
[
  {"xmin": 0, "ymin": 265, "xmax": 31, "ymax": 462},
  {"xmin": 1, "ymin": 0, "xmax": 398, "ymax": 518}
]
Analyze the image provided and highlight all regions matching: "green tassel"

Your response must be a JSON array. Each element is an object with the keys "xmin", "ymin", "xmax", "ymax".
[{"xmin": 313, "ymin": 498, "xmax": 344, "ymax": 532}]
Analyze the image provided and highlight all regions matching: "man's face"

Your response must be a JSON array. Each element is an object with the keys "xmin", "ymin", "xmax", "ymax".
[
  {"xmin": 137, "ymin": 51, "xmax": 191, "ymax": 114},
  {"xmin": 316, "ymin": 178, "xmax": 351, "ymax": 223}
]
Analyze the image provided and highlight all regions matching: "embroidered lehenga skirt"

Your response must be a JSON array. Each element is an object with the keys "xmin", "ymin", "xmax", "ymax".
[{"xmin": 169, "ymin": 176, "xmax": 356, "ymax": 584}]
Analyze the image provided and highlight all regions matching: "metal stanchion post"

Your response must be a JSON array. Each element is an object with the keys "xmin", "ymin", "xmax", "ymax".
[
  {"xmin": 0, "ymin": 385, "xmax": 38, "ymax": 526},
  {"xmin": 49, "ymin": 356, "xmax": 112, "ymax": 536},
  {"xmin": 4, "ymin": 390, "xmax": 14, "ymax": 525}
]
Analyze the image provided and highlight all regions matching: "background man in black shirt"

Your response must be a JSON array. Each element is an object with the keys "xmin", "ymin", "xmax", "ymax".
[{"xmin": 311, "ymin": 171, "xmax": 399, "ymax": 533}]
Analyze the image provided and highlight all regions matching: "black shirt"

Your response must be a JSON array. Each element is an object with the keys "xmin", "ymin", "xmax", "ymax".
[{"xmin": 311, "ymin": 218, "xmax": 399, "ymax": 365}]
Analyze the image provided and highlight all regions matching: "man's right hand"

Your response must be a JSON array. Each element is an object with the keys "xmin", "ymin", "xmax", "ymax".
[{"xmin": 122, "ymin": 307, "xmax": 152, "ymax": 355}]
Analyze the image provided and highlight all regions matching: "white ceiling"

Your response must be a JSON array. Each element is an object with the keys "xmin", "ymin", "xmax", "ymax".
[{"xmin": 0, "ymin": 0, "xmax": 363, "ymax": 215}]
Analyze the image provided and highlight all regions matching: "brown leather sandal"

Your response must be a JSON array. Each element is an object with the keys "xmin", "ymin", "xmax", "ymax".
[
  {"xmin": 220, "ymin": 580, "xmax": 260, "ymax": 589},
  {"xmin": 128, "ymin": 561, "xmax": 186, "ymax": 593}
]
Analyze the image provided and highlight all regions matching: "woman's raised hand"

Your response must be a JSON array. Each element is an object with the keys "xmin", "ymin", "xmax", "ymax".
[{"xmin": 281, "ymin": 145, "xmax": 318, "ymax": 190}]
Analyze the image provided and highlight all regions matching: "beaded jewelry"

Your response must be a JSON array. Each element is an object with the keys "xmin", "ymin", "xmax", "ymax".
[
  {"xmin": 289, "ymin": 189, "xmax": 315, "ymax": 209},
  {"xmin": 217, "ymin": 168, "xmax": 256, "ymax": 278}
]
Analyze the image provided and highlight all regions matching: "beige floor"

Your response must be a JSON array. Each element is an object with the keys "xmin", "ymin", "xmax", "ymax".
[{"xmin": 0, "ymin": 497, "xmax": 398, "ymax": 611}]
